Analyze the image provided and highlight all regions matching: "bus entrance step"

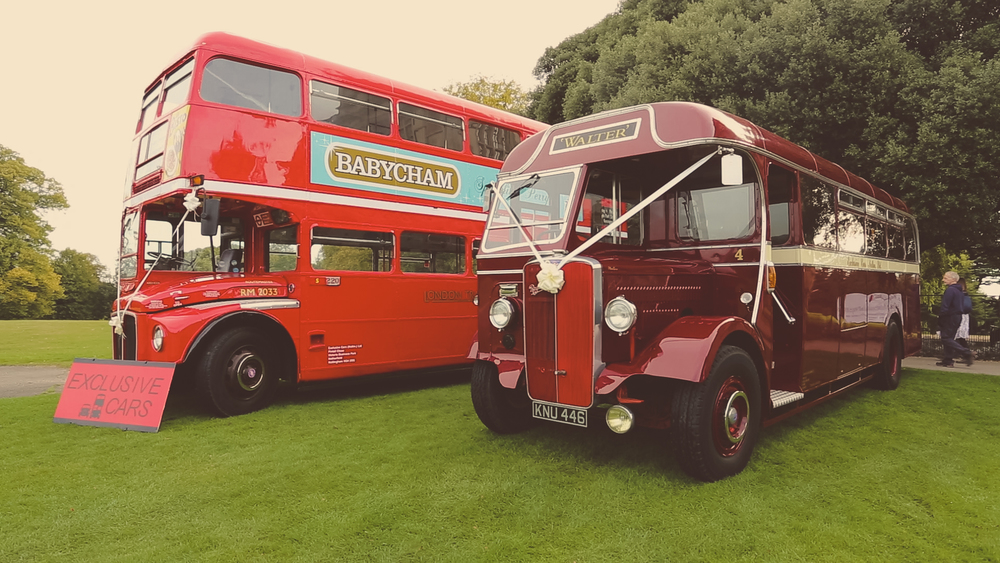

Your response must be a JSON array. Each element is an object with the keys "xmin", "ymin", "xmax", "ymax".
[{"xmin": 770, "ymin": 390, "xmax": 805, "ymax": 408}]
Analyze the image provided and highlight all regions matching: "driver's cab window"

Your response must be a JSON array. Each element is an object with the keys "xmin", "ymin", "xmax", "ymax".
[
  {"xmin": 143, "ymin": 210, "xmax": 244, "ymax": 272},
  {"xmin": 578, "ymin": 169, "xmax": 643, "ymax": 245},
  {"xmin": 267, "ymin": 226, "xmax": 298, "ymax": 272}
]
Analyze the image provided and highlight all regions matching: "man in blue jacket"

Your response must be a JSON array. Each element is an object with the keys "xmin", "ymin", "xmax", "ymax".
[{"xmin": 938, "ymin": 271, "xmax": 974, "ymax": 367}]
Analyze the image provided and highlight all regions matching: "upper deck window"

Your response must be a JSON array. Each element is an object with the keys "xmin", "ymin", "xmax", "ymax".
[
  {"xmin": 469, "ymin": 120, "xmax": 522, "ymax": 161},
  {"xmin": 310, "ymin": 81, "xmax": 391, "ymax": 135},
  {"xmin": 138, "ymin": 85, "xmax": 161, "ymax": 132},
  {"xmin": 201, "ymin": 58, "xmax": 302, "ymax": 117},
  {"xmin": 161, "ymin": 59, "xmax": 194, "ymax": 116},
  {"xmin": 398, "ymin": 103, "xmax": 463, "ymax": 151},
  {"xmin": 135, "ymin": 123, "xmax": 167, "ymax": 180}
]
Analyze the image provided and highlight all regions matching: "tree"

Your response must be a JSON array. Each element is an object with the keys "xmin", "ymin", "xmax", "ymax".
[
  {"xmin": 0, "ymin": 145, "xmax": 67, "ymax": 319},
  {"xmin": 52, "ymin": 249, "xmax": 116, "ymax": 320},
  {"xmin": 919, "ymin": 245, "xmax": 998, "ymax": 333},
  {"xmin": 443, "ymin": 76, "xmax": 532, "ymax": 116},
  {"xmin": 526, "ymin": 0, "xmax": 1000, "ymax": 273}
]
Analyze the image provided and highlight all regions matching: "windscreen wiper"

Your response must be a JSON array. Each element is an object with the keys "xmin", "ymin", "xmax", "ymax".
[{"xmin": 506, "ymin": 174, "xmax": 540, "ymax": 201}]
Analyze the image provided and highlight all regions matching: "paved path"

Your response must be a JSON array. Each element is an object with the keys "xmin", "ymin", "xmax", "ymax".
[
  {"xmin": 0, "ymin": 366, "xmax": 70, "ymax": 398},
  {"xmin": 0, "ymin": 357, "xmax": 996, "ymax": 399}
]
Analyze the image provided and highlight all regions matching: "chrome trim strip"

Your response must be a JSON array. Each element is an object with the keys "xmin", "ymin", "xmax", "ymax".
[
  {"xmin": 476, "ymin": 269, "xmax": 524, "ymax": 275},
  {"xmin": 188, "ymin": 299, "xmax": 301, "ymax": 311}
]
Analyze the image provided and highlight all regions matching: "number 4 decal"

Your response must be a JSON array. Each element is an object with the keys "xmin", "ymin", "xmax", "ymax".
[{"xmin": 735, "ymin": 249, "xmax": 744, "ymax": 261}]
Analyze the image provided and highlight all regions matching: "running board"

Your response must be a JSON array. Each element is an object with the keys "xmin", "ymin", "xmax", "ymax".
[{"xmin": 770, "ymin": 390, "xmax": 805, "ymax": 408}]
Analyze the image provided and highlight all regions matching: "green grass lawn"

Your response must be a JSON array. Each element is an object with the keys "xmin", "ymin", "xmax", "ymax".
[
  {"xmin": 2, "ymin": 368, "xmax": 998, "ymax": 562},
  {"xmin": 0, "ymin": 320, "xmax": 111, "ymax": 366}
]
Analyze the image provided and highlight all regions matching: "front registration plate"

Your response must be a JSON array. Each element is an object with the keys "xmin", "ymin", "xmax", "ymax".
[{"xmin": 532, "ymin": 401, "xmax": 588, "ymax": 428}]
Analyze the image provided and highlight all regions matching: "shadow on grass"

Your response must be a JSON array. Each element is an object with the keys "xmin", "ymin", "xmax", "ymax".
[{"xmin": 161, "ymin": 366, "xmax": 472, "ymax": 423}]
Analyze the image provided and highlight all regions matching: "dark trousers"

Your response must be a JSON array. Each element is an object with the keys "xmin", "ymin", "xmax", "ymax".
[{"xmin": 941, "ymin": 315, "xmax": 971, "ymax": 363}]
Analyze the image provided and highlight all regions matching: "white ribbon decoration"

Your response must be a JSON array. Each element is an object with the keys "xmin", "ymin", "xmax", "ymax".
[{"xmin": 536, "ymin": 261, "xmax": 565, "ymax": 293}]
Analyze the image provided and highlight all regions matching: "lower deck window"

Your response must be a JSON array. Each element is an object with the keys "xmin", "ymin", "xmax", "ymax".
[
  {"xmin": 401, "ymin": 232, "xmax": 465, "ymax": 274},
  {"xmin": 267, "ymin": 226, "xmax": 298, "ymax": 272},
  {"xmin": 311, "ymin": 227, "xmax": 393, "ymax": 272}
]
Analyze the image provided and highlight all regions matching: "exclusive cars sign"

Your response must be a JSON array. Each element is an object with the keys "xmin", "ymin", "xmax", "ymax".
[{"xmin": 53, "ymin": 359, "xmax": 176, "ymax": 432}]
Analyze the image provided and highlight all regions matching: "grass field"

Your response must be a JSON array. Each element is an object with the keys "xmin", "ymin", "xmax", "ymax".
[
  {"xmin": 0, "ymin": 320, "xmax": 110, "ymax": 366},
  {"xmin": 2, "ymin": 364, "xmax": 999, "ymax": 562}
]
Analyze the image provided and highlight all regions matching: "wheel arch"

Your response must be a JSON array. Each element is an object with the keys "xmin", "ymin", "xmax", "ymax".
[
  {"xmin": 184, "ymin": 311, "xmax": 298, "ymax": 383},
  {"xmin": 597, "ymin": 316, "xmax": 767, "ymax": 394}
]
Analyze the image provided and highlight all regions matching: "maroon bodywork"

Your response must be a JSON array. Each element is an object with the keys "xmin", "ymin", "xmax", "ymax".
[{"xmin": 470, "ymin": 102, "xmax": 919, "ymax": 480}]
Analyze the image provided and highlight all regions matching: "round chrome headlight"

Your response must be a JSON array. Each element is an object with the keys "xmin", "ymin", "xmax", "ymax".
[
  {"xmin": 606, "ymin": 405, "xmax": 635, "ymax": 434},
  {"xmin": 152, "ymin": 325, "xmax": 165, "ymax": 352},
  {"xmin": 604, "ymin": 296, "xmax": 637, "ymax": 334},
  {"xmin": 489, "ymin": 298, "xmax": 515, "ymax": 329}
]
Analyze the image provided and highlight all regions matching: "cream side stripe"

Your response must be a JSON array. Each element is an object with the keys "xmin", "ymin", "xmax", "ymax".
[
  {"xmin": 124, "ymin": 179, "xmax": 488, "ymax": 223},
  {"xmin": 772, "ymin": 247, "xmax": 920, "ymax": 274}
]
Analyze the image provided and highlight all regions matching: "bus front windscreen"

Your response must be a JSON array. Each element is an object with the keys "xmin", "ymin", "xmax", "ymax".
[{"xmin": 482, "ymin": 168, "xmax": 580, "ymax": 253}]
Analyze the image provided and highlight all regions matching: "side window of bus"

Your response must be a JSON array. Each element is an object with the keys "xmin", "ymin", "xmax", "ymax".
[
  {"xmin": 767, "ymin": 164, "xmax": 795, "ymax": 245},
  {"xmin": 866, "ymin": 219, "xmax": 888, "ymax": 257},
  {"xmin": 136, "ymin": 123, "xmax": 168, "ymax": 180},
  {"xmin": 398, "ymin": 103, "xmax": 463, "ymax": 151},
  {"xmin": 200, "ymin": 58, "xmax": 302, "ymax": 117},
  {"xmin": 266, "ymin": 226, "xmax": 299, "ymax": 272},
  {"xmin": 800, "ymin": 176, "xmax": 836, "ymax": 248},
  {"xmin": 903, "ymin": 218, "xmax": 917, "ymax": 261},
  {"xmin": 472, "ymin": 239, "xmax": 481, "ymax": 274},
  {"xmin": 580, "ymin": 169, "xmax": 643, "ymax": 246},
  {"xmin": 677, "ymin": 183, "xmax": 755, "ymax": 242},
  {"xmin": 400, "ymin": 232, "xmax": 465, "ymax": 274},
  {"xmin": 887, "ymin": 224, "xmax": 905, "ymax": 260},
  {"xmin": 469, "ymin": 120, "xmax": 522, "ymax": 161},
  {"xmin": 161, "ymin": 59, "xmax": 194, "ymax": 116},
  {"xmin": 310, "ymin": 81, "xmax": 391, "ymax": 135},
  {"xmin": 310, "ymin": 227, "xmax": 393, "ymax": 272},
  {"xmin": 837, "ymin": 191, "xmax": 865, "ymax": 254}
]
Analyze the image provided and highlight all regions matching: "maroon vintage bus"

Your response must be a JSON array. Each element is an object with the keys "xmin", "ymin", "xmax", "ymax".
[{"xmin": 470, "ymin": 102, "xmax": 920, "ymax": 481}]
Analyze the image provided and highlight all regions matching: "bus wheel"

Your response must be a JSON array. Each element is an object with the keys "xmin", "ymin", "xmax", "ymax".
[
  {"xmin": 470, "ymin": 360, "xmax": 536, "ymax": 434},
  {"xmin": 195, "ymin": 328, "xmax": 279, "ymax": 417},
  {"xmin": 671, "ymin": 345, "xmax": 761, "ymax": 482},
  {"xmin": 873, "ymin": 321, "xmax": 903, "ymax": 390}
]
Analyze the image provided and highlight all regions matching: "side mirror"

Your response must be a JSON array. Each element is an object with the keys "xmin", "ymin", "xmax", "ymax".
[
  {"xmin": 201, "ymin": 198, "xmax": 220, "ymax": 236},
  {"xmin": 483, "ymin": 183, "xmax": 495, "ymax": 212},
  {"xmin": 721, "ymin": 153, "xmax": 744, "ymax": 186}
]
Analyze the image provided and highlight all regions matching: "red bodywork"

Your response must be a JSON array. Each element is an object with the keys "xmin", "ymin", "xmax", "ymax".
[{"xmin": 113, "ymin": 33, "xmax": 545, "ymax": 389}]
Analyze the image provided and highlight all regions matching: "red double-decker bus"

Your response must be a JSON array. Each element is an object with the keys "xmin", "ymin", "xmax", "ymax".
[
  {"xmin": 470, "ymin": 102, "xmax": 920, "ymax": 481},
  {"xmin": 111, "ymin": 33, "xmax": 544, "ymax": 416}
]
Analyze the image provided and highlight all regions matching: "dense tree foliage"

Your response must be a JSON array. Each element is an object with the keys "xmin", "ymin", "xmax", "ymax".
[
  {"xmin": 52, "ymin": 249, "xmax": 116, "ymax": 320},
  {"xmin": 443, "ymin": 76, "xmax": 532, "ymax": 116},
  {"xmin": 527, "ymin": 0, "xmax": 1000, "ymax": 272},
  {"xmin": 0, "ymin": 145, "xmax": 67, "ymax": 319},
  {"xmin": 919, "ymin": 244, "xmax": 999, "ymax": 332}
]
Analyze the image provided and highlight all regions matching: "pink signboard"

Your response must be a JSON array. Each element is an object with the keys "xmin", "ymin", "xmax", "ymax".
[{"xmin": 53, "ymin": 359, "xmax": 176, "ymax": 433}]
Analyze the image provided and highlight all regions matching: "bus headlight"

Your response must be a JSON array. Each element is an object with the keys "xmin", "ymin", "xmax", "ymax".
[
  {"xmin": 489, "ymin": 298, "xmax": 516, "ymax": 329},
  {"xmin": 606, "ymin": 405, "xmax": 635, "ymax": 434},
  {"xmin": 604, "ymin": 296, "xmax": 637, "ymax": 334},
  {"xmin": 152, "ymin": 325, "xmax": 165, "ymax": 352}
]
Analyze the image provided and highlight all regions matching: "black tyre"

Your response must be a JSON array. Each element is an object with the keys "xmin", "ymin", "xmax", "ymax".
[
  {"xmin": 195, "ymin": 327, "xmax": 280, "ymax": 416},
  {"xmin": 671, "ymin": 345, "xmax": 762, "ymax": 482},
  {"xmin": 470, "ymin": 360, "xmax": 536, "ymax": 434},
  {"xmin": 872, "ymin": 321, "xmax": 903, "ymax": 390}
]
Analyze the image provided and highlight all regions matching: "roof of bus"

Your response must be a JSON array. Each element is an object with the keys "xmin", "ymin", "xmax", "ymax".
[
  {"xmin": 503, "ymin": 102, "xmax": 908, "ymax": 213},
  {"xmin": 148, "ymin": 32, "xmax": 545, "ymax": 134}
]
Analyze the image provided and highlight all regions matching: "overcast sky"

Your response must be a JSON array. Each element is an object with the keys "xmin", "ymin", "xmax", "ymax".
[{"xmin": 1, "ymin": 0, "xmax": 621, "ymax": 272}]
